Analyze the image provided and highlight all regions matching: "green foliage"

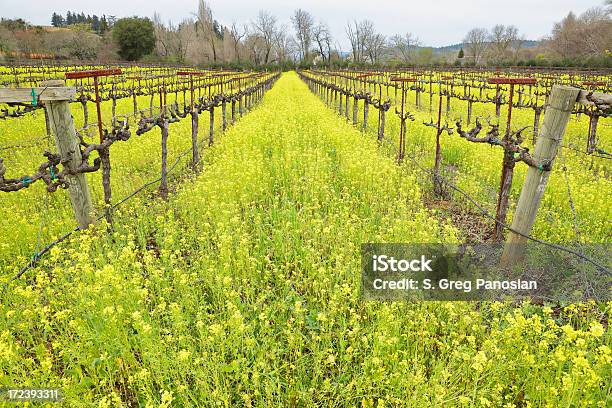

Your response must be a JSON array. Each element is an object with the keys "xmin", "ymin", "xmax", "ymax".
[
  {"xmin": 112, "ymin": 17, "xmax": 155, "ymax": 61},
  {"xmin": 0, "ymin": 18, "xmax": 28, "ymax": 32}
]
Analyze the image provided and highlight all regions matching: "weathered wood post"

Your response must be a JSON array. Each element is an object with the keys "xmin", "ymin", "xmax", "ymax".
[
  {"xmin": 433, "ymin": 92, "xmax": 444, "ymax": 195},
  {"xmin": 501, "ymin": 85, "xmax": 581, "ymax": 265},
  {"xmin": 532, "ymin": 105, "xmax": 544, "ymax": 144},
  {"xmin": 159, "ymin": 86, "xmax": 169, "ymax": 200},
  {"xmin": 222, "ymin": 99, "xmax": 227, "ymax": 131},
  {"xmin": 586, "ymin": 113, "xmax": 599, "ymax": 154},
  {"xmin": 133, "ymin": 89, "xmax": 138, "ymax": 115},
  {"xmin": 231, "ymin": 99, "xmax": 236, "ymax": 124},
  {"xmin": 190, "ymin": 75, "xmax": 199, "ymax": 169},
  {"xmin": 79, "ymin": 92, "xmax": 88, "ymax": 129},
  {"xmin": 363, "ymin": 100, "xmax": 369, "ymax": 131},
  {"xmin": 467, "ymin": 99, "xmax": 473, "ymax": 125},
  {"xmin": 159, "ymin": 119, "xmax": 169, "ymax": 200},
  {"xmin": 40, "ymin": 80, "xmax": 94, "ymax": 229},
  {"xmin": 111, "ymin": 85, "xmax": 117, "ymax": 127},
  {"xmin": 209, "ymin": 106, "xmax": 215, "ymax": 146},
  {"xmin": 345, "ymin": 92, "xmax": 350, "ymax": 120},
  {"xmin": 494, "ymin": 84, "xmax": 502, "ymax": 118},
  {"xmin": 191, "ymin": 108, "xmax": 199, "ymax": 169}
]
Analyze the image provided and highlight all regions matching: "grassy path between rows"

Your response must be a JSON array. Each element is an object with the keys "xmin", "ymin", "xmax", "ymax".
[{"xmin": 0, "ymin": 73, "xmax": 609, "ymax": 407}]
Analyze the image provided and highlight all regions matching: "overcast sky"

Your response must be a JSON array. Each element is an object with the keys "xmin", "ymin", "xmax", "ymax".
[{"xmin": 0, "ymin": 0, "xmax": 605, "ymax": 49}]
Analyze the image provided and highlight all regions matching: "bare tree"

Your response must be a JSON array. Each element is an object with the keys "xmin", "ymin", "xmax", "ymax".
[
  {"xmin": 346, "ymin": 20, "xmax": 375, "ymax": 63},
  {"xmin": 252, "ymin": 10, "xmax": 277, "ymax": 64},
  {"xmin": 153, "ymin": 13, "xmax": 171, "ymax": 58},
  {"xmin": 153, "ymin": 14, "xmax": 193, "ymax": 63},
  {"xmin": 170, "ymin": 20, "xmax": 194, "ymax": 64},
  {"xmin": 547, "ymin": 7, "xmax": 612, "ymax": 59},
  {"xmin": 365, "ymin": 33, "xmax": 386, "ymax": 64},
  {"xmin": 388, "ymin": 33, "xmax": 420, "ymax": 64},
  {"xmin": 274, "ymin": 24, "xmax": 293, "ymax": 63},
  {"xmin": 313, "ymin": 21, "xmax": 332, "ymax": 63},
  {"xmin": 194, "ymin": 0, "xmax": 222, "ymax": 62},
  {"xmin": 346, "ymin": 21, "xmax": 361, "ymax": 63},
  {"xmin": 245, "ymin": 32, "xmax": 265, "ymax": 65},
  {"xmin": 487, "ymin": 24, "xmax": 521, "ymax": 64},
  {"xmin": 229, "ymin": 22, "xmax": 247, "ymax": 62},
  {"xmin": 291, "ymin": 9, "xmax": 314, "ymax": 61},
  {"xmin": 463, "ymin": 28, "xmax": 488, "ymax": 65}
]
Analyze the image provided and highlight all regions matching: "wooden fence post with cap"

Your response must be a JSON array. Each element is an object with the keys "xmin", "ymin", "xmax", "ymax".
[
  {"xmin": 500, "ymin": 85, "xmax": 580, "ymax": 265},
  {"xmin": 42, "ymin": 80, "xmax": 94, "ymax": 229}
]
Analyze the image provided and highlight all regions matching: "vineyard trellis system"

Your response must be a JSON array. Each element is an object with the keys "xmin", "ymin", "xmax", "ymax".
[
  {"xmin": 0, "ymin": 67, "xmax": 280, "ymax": 277},
  {"xmin": 297, "ymin": 69, "xmax": 611, "ymax": 273},
  {"xmin": 307, "ymin": 68, "xmax": 612, "ymax": 153}
]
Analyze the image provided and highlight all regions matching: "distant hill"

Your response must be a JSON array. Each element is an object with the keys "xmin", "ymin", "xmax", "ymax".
[
  {"xmin": 339, "ymin": 40, "xmax": 540, "ymax": 57},
  {"xmin": 430, "ymin": 40, "xmax": 540, "ymax": 53}
]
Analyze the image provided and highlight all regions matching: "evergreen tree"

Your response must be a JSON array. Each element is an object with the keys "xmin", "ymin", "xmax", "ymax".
[
  {"xmin": 92, "ymin": 15, "xmax": 100, "ymax": 33},
  {"xmin": 51, "ymin": 12, "xmax": 64, "ymax": 27},
  {"xmin": 66, "ymin": 11, "xmax": 74, "ymax": 25},
  {"xmin": 112, "ymin": 17, "xmax": 155, "ymax": 60},
  {"xmin": 458, "ymin": 48, "xmax": 464, "ymax": 59},
  {"xmin": 100, "ymin": 15, "xmax": 109, "ymax": 33}
]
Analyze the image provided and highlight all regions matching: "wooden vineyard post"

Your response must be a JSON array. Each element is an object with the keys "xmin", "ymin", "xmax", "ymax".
[
  {"xmin": 190, "ymin": 75, "xmax": 199, "ymax": 169},
  {"xmin": 345, "ymin": 91, "xmax": 350, "ymax": 121},
  {"xmin": 159, "ymin": 118, "xmax": 169, "ymax": 200},
  {"xmin": 442, "ymin": 76, "xmax": 453, "ymax": 113},
  {"xmin": 377, "ymin": 82, "xmax": 384, "ymax": 141},
  {"xmin": 189, "ymin": 74, "xmax": 199, "ymax": 169},
  {"xmin": 582, "ymin": 81, "xmax": 606, "ymax": 153},
  {"xmin": 177, "ymin": 72, "xmax": 204, "ymax": 169},
  {"xmin": 378, "ymin": 105, "xmax": 387, "ymax": 142},
  {"xmin": 353, "ymin": 93, "xmax": 359, "ymax": 126},
  {"xmin": 232, "ymin": 98, "xmax": 236, "ymax": 124},
  {"xmin": 159, "ymin": 84, "xmax": 169, "ymax": 200},
  {"xmin": 357, "ymin": 73, "xmax": 373, "ymax": 130},
  {"xmin": 586, "ymin": 113, "xmax": 600, "ymax": 154},
  {"xmin": 42, "ymin": 80, "xmax": 94, "ymax": 229},
  {"xmin": 222, "ymin": 99, "xmax": 227, "ymax": 131},
  {"xmin": 494, "ymin": 84, "xmax": 502, "ymax": 118},
  {"xmin": 501, "ymin": 85, "xmax": 580, "ymax": 265},
  {"xmin": 209, "ymin": 106, "xmax": 215, "ymax": 146},
  {"xmin": 433, "ymin": 91, "xmax": 444, "ymax": 195},
  {"xmin": 532, "ymin": 106, "xmax": 544, "ymax": 144}
]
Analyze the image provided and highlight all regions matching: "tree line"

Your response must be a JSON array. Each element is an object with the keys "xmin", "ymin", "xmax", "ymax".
[
  {"xmin": 51, "ymin": 12, "xmax": 113, "ymax": 35},
  {"xmin": 145, "ymin": 0, "xmax": 612, "ymax": 68},
  {"xmin": 0, "ymin": 1, "xmax": 610, "ymax": 67},
  {"xmin": 463, "ymin": 6, "xmax": 612, "ymax": 67}
]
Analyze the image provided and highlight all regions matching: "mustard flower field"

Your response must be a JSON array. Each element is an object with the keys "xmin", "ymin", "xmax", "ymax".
[{"xmin": 0, "ymin": 72, "xmax": 610, "ymax": 406}]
